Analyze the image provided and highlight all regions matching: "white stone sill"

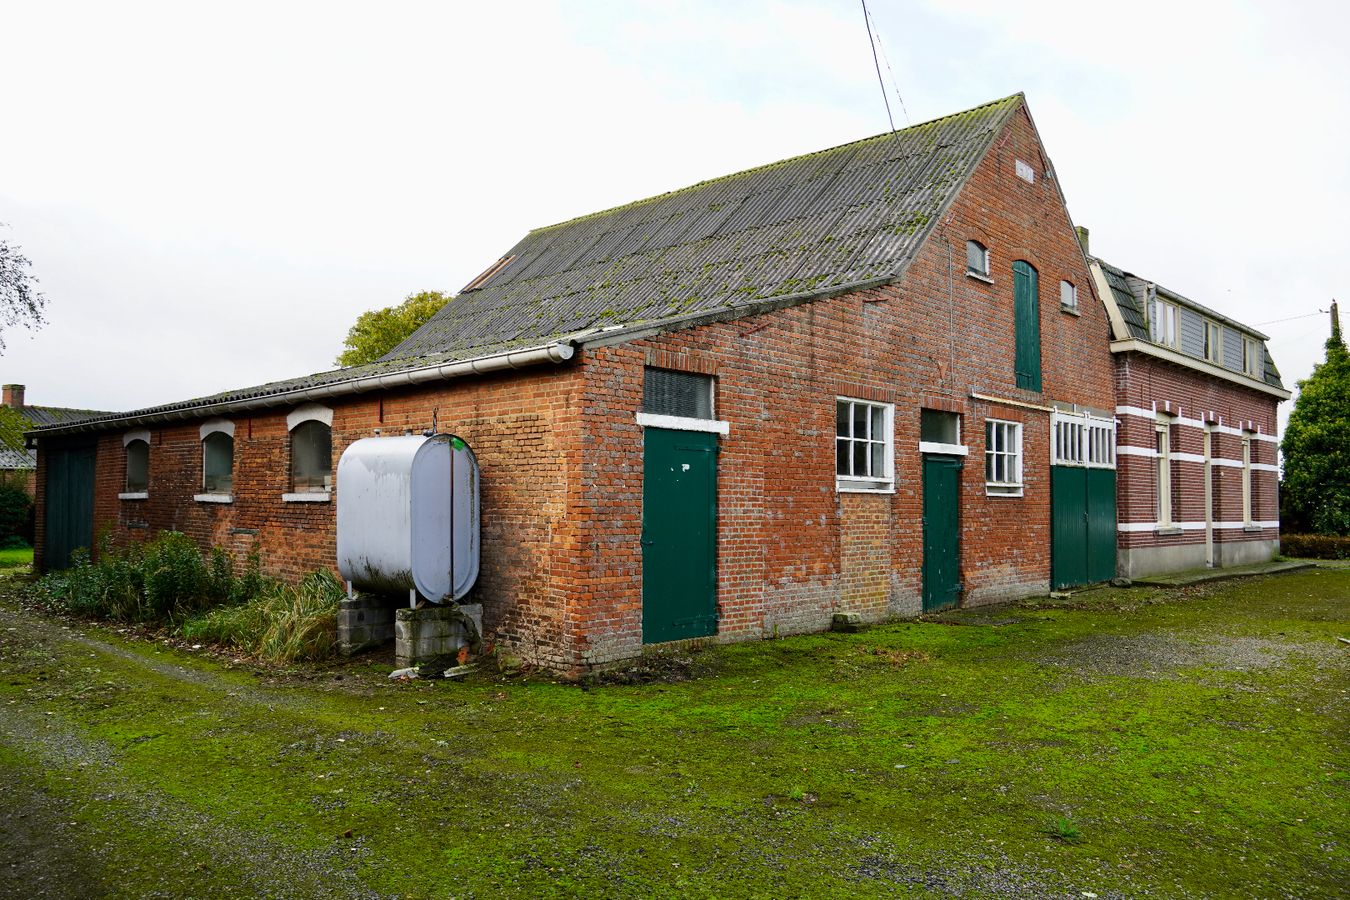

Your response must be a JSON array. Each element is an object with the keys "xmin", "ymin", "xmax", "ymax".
[
  {"xmin": 194, "ymin": 494, "xmax": 232, "ymax": 504},
  {"xmin": 118, "ymin": 492, "xmax": 148, "ymax": 501},
  {"xmin": 966, "ymin": 272, "xmax": 995, "ymax": 284},
  {"xmin": 918, "ymin": 442, "xmax": 969, "ymax": 456},
  {"xmin": 635, "ymin": 412, "xmax": 729, "ymax": 435},
  {"xmin": 836, "ymin": 481, "xmax": 895, "ymax": 495},
  {"xmin": 282, "ymin": 492, "xmax": 331, "ymax": 503}
]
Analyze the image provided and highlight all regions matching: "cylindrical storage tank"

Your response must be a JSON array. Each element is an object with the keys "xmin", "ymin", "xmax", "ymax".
[
  {"xmin": 336, "ymin": 433, "xmax": 480, "ymax": 602},
  {"xmin": 410, "ymin": 434, "xmax": 480, "ymax": 603},
  {"xmin": 336, "ymin": 435, "xmax": 426, "ymax": 593}
]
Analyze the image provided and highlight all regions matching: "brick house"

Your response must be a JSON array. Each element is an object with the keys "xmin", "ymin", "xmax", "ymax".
[
  {"xmin": 0, "ymin": 384, "xmax": 107, "ymax": 496},
  {"xmin": 32, "ymin": 94, "xmax": 1124, "ymax": 668},
  {"xmin": 1085, "ymin": 254, "xmax": 1289, "ymax": 578}
]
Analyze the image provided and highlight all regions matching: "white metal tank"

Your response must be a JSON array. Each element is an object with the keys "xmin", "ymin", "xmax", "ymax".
[{"xmin": 336, "ymin": 433, "xmax": 480, "ymax": 602}]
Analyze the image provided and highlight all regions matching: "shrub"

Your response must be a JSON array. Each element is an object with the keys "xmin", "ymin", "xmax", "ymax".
[
  {"xmin": 181, "ymin": 568, "xmax": 345, "ymax": 663},
  {"xmin": 35, "ymin": 531, "xmax": 266, "ymax": 623},
  {"xmin": 1279, "ymin": 533, "xmax": 1350, "ymax": 560},
  {"xmin": 0, "ymin": 470, "xmax": 33, "ymax": 547}
]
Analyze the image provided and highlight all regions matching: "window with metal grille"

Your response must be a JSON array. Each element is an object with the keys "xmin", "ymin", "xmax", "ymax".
[
  {"xmin": 1051, "ymin": 411, "xmax": 1116, "ymax": 469},
  {"xmin": 836, "ymin": 398, "xmax": 892, "ymax": 491},
  {"xmin": 642, "ymin": 368, "xmax": 713, "ymax": 420},
  {"xmin": 125, "ymin": 440, "xmax": 149, "ymax": 493},
  {"xmin": 966, "ymin": 240, "xmax": 989, "ymax": 277},
  {"xmin": 202, "ymin": 432, "xmax": 234, "ymax": 494},
  {"xmin": 985, "ymin": 420, "xmax": 1022, "ymax": 496}
]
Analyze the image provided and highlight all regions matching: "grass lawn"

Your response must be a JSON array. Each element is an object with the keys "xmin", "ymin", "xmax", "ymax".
[
  {"xmin": 1, "ymin": 569, "xmax": 1347, "ymax": 899},
  {"xmin": 0, "ymin": 546, "xmax": 32, "ymax": 569}
]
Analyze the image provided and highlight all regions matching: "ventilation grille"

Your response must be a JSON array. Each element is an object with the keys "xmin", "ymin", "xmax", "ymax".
[{"xmin": 643, "ymin": 369, "xmax": 712, "ymax": 420}]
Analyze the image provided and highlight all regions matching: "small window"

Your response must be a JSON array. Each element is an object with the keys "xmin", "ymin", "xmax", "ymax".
[
  {"xmin": 985, "ymin": 420, "xmax": 1022, "ymax": 496},
  {"xmin": 1203, "ymin": 321, "xmax": 1222, "ymax": 363},
  {"xmin": 1156, "ymin": 419, "xmax": 1174, "ymax": 527},
  {"xmin": 203, "ymin": 432, "xmax": 234, "ymax": 494},
  {"xmin": 291, "ymin": 420, "xmax": 332, "ymax": 493},
  {"xmin": 643, "ymin": 368, "xmax": 713, "ymax": 420},
  {"xmin": 920, "ymin": 409, "xmax": 960, "ymax": 445},
  {"xmin": 1015, "ymin": 159, "xmax": 1035, "ymax": 183},
  {"xmin": 966, "ymin": 241, "xmax": 989, "ymax": 278},
  {"xmin": 1060, "ymin": 280, "xmax": 1077, "ymax": 309},
  {"xmin": 836, "ymin": 398, "xmax": 893, "ymax": 491},
  {"xmin": 1155, "ymin": 301, "xmax": 1179, "ymax": 348},
  {"xmin": 125, "ymin": 440, "xmax": 149, "ymax": 493},
  {"xmin": 1243, "ymin": 337, "xmax": 1262, "ymax": 377}
]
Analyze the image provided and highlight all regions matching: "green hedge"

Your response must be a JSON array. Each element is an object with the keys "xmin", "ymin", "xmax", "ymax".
[{"xmin": 1280, "ymin": 533, "xmax": 1350, "ymax": 560}]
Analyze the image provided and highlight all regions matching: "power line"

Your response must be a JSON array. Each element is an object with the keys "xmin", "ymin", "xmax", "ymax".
[
  {"xmin": 864, "ymin": 3, "xmax": 910, "ymax": 127},
  {"xmin": 1254, "ymin": 309, "xmax": 1327, "ymax": 327},
  {"xmin": 860, "ymin": 0, "xmax": 896, "ymax": 133}
]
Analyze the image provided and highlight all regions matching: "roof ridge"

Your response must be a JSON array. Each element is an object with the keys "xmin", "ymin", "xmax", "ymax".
[{"xmin": 527, "ymin": 93, "xmax": 1024, "ymax": 235}]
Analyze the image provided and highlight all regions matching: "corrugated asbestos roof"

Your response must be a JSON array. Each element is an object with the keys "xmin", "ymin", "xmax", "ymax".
[
  {"xmin": 1095, "ymin": 257, "xmax": 1284, "ymax": 390},
  {"xmin": 30, "ymin": 95, "xmax": 1024, "ymax": 435},
  {"xmin": 385, "ymin": 95, "xmax": 1023, "ymax": 362},
  {"xmin": 0, "ymin": 404, "xmax": 108, "ymax": 460}
]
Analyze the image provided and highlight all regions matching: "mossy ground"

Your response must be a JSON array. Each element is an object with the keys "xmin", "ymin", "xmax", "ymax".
[
  {"xmin": 0, "ymin": 548, "xmax": 32, "ymax": 569},
  {"xmin": 1, "ymin": 569, "xmax": 1347, "ymax": 899}
]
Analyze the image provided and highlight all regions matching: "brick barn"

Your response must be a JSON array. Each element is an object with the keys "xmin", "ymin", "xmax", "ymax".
[
  {"xmin": 1086, "ymin": 255, "xmax": 1289, "ymax": 578},
  {"xmin": 33, "ymin": 94, "xmax": 1131, "ymax": 668}
]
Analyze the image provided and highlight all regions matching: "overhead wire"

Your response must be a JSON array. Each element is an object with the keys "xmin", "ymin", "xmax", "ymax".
[
  {"xmin": 860, "ymin": 0, "xmax": 897, "ymax": 133},
  {"xmin": 864, "ymin": 2, "xmax": 910, "ymax": 127}
]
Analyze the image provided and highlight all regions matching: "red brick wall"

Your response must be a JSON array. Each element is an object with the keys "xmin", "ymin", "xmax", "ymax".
[
  {"xmin": 37, "ymin": 100, "xmax": 1123, "ymax": 669},
  {"xmin": 1114, "ymin": 351, "xmax": 1281, "ymax": 554}
]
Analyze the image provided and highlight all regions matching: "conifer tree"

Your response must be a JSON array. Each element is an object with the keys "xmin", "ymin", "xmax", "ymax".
[{"xmin": 1281, "ymin": 302, "xmax": 1350, "ymax": 535}]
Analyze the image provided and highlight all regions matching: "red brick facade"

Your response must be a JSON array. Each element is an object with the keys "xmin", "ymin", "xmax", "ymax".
[
  {"xmin": 1112, "ymin": 352, "xmax": 1282, "ymax": 578},
  {"xmin": 35, "ymin": 103, "xmax": 1126, "ymax": 669}
]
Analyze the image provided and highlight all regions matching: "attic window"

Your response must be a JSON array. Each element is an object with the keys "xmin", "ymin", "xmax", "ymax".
[
  {"xmin": 461, "ymin": 255, "xmax": 516, "ymax": 293},
  {"xmin": 966, "ymin": 241, "xmax": 990, "ymax": 278},
  {"xmin": 1060, "ymin": 280, "xmax": 1078, "ymax": 310},
  {"xmin": 643, "ymin": 368, "xmax": 713, "ymax": 420},
  {"xmin": 1015, "ymin": 159, "xmax": 1035, "ymax": 183}
]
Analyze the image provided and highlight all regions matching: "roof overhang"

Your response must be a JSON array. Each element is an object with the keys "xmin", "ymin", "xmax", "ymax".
[
  {"xmin": 26, "ymin": 341, "xmax": 576, "ymax": 440},
  {"xmin": 1109, "ymin": 339, "xmax": 1291, "ymax": 400}
]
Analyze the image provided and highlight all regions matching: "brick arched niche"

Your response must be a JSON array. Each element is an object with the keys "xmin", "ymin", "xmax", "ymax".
[
  {"xmin": 197, "ymin": 418, "xmax": 236, "ymax": 498},
  {"xmin": 284, "ymin": 403, "xmax": 334, "ymax": 500}
]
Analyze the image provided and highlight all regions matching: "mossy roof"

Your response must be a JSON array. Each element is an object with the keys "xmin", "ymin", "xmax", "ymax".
[
  {"xmin": 0, "ymin": 404, "xmax": 109, "ymax": 465},
  {"xmin": 385, "ymin": 95, "xmax": 1023, "ymax": 363},
  {"xmin": 30, "ymin": 95, "xmax": 1026, "ymax": 434}
]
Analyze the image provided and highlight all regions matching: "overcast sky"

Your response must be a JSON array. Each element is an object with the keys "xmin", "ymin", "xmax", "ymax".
[{"xmin": 1, "ymin": 0, "xmax": 1344, "ymax": 439}]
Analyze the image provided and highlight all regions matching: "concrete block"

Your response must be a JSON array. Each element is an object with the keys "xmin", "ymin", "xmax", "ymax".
[
  {"xmin": 337, "ymin": 595, "xmax": 397, "ymax": 657},
  {"xmin": 395, "ymin": 603, "xmax": 483, "ymax": 669}
]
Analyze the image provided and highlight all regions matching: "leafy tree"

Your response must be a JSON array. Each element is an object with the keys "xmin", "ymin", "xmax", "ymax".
[
  {"xmin": 335, "ymin": 290, "xmax": 452, "ymax": 367},
  {"xmin": 0, "ymin": 225, "xmax": 48, "ymax": 352},
  {"xmin": 1281, "ymin": 304, "xmax": 1350, "ymax": 535}
]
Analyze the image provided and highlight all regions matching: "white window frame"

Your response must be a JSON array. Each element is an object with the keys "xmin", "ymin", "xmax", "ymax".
[
  {"xmin": 1203, "ymin": 320, "xmax": 1223, "ymax": 364},
  {"xmin": 1242, "ymin": 431, "xmax": 1254, "ymax": 527},
  {"xmin": 1243, "ymin": 337, "xmax": 1261, "ymax": 378},
  {"xmin": 984, "ymin": 419, "xmax": 1022, "ymax": 497},
  {"xmin": 1060, "ymin": 280, "xmax": 1077, "ymax": 310},
  {"xmin": 1050, "ymin": 411, "xmax": 1116, "ymax": 470},
  {"xmin": 1156, "ymin": 416, "xmax": 1174, "ymax": 528},
  {"xmin": 836, "ymin": 398, "xmax": 894, "ymax": 493},
  {"xmin": 1015, "ymin": 159, "xmax": 1035, "ymax": 183},
  {"xmin": 1154, "ymin": 301, "xmax": 1179, "ymax": 348}
]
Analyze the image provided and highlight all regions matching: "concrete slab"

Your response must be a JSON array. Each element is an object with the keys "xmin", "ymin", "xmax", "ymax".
[{"xmin": 1131, "ymin": 559, "xmax": 1317, "ymax": 588}]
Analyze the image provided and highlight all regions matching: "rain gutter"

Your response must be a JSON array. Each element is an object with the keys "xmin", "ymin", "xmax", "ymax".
[{"xmin": 26, "ymin": 341, "xmax": 576, "ymax": 440}]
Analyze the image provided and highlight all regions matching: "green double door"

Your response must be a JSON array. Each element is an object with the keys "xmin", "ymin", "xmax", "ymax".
[
  {"xmin": 1051, "ymin": 466, "xmax": 1117, "ymax": 589},
  {"xmin": 922, "ymin": 454, "xmax": 962, "ymax": 613},
  {"xmin": 44, "ymin": 439, "xmax": 98, "ymax": 571},
  {"xmin": 641, "ymin": 428, "xmax": 718, "ymax": 643}
]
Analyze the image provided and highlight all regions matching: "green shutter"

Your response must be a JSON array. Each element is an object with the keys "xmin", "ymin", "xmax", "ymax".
[{"xmin": 1013, "ymin": 260, "xmax": 1041, "ymax": 391}]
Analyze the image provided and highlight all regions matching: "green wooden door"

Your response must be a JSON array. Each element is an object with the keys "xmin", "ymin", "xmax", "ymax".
[
  {"xmin": 642, "ymin": 428, "xmax": 718, "ymax": 643},
  {"xmin": 1051, "ymin": 466, "xmax": 1088, "ymax": 590},
  {"xmin": 1013, "ymin": 261, "xmax": 1041, "ymax": 391},
  {"xmin": 44, "ymin": 440, "xmax": 97, "ymax": 571},
  {"xmin": 922, "ymin": 454, "xmax": 961, "ymax": 613},
  {"xmin": 1051, "ymin": 466, "xmax": 1117, "ymax": 589},
  {"xmin": 1086, "ymin": 468, "xmax": 1117, "ymax": 583}
]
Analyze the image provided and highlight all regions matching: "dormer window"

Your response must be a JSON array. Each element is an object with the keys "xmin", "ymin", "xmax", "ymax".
[
  {"xmin": 1155, "ymin": 300, "xmax": 1178, "ymax": 348},
  {"xmin": 1243, "ymin": 337, "xmax": 1262, "ymax": 378},
  {"xmin": 966, "ymin": 241, "xmax": 990, "ymax": 279},
  {"xmin": 1203, "ymin": 320, "xmax": 1222, "ymax": 364}
]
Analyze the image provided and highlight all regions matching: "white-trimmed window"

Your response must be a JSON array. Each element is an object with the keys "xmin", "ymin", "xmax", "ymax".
[
  {"xmin": 1156, "ymin": 417, "xmax": 1174, "ymax": 527},
  {"xmin": 985, "ymin": 420, "xmax": 1022, "ymax": 496},
  {"xmin": 1060, "ymin": 280, "xmax": 1077, "ymax": 310},
  {"xmin": 1203, "ymin": 320, "xmax": 1222, "ymax": 364},
  {"xmin": 836, "ymin": 398, "xmax": 893, "ymax": 492},
  {"xmin": 1242, "ymin": 430, "xmax": 1254, "ymax": 527},
  {"xmin": 1243, "ymin": 338, "xmax": 1262, "ymax": 378},
  {"xmin": 291, "ymin": 421, "xmax": 332, "ymax": 493},
  {"xmin": 202, "ymin": 432, "xmax": 234, "ymax": 494},
  {"xmin": 966, "ymin": 241, "xmax": 990, "ymax": 278},
  {"xmin": 1051, "ymin": 411, "xmax": 1116, "ymax": 469},
  {"xmin": 124, "ymin": 439, "xmax": 149, "ymax": 494},
  {"xmin": 1154, "ymin": 301, "xmax": 1179, "ymax": 348}
]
